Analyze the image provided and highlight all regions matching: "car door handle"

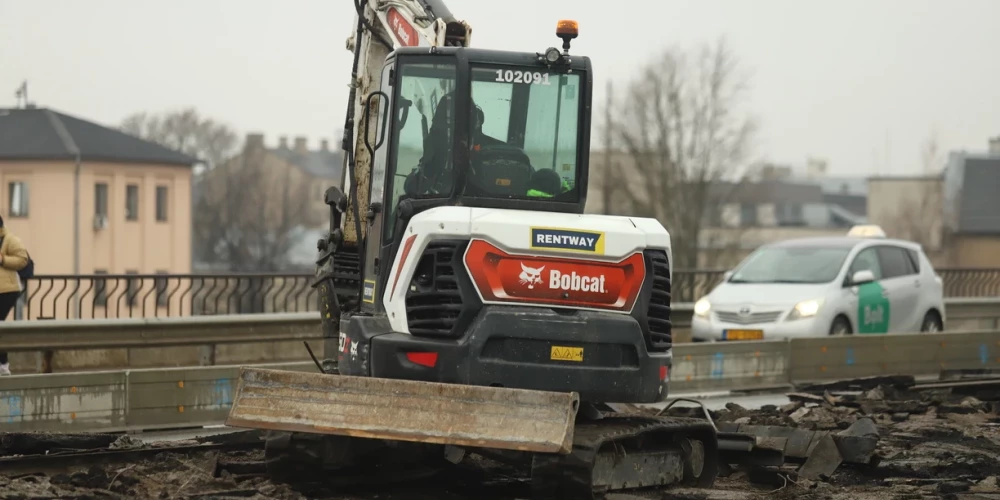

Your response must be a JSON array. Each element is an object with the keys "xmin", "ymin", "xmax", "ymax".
[{"xmin": 914, "ymin": 279, "xmax": 921, "ymax": 288}]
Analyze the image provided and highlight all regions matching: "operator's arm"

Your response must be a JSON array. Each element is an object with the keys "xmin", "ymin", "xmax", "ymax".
[
  {"xmin": 1, "ymin": 236, "xmax": 28, "ymax": 271},
  {"xmin": 526, "ymin": 169, "xmax": 571, "ymax": 197}
]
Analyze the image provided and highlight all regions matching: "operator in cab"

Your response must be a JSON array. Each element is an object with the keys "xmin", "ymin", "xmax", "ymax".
[{"xmin": 404, "ymin": 91, "xmax": 571, "ymax": 199}]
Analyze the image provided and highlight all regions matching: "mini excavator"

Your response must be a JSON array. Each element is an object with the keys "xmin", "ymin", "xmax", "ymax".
[{"xmin": 226, "ymin": 1, "xmax": 726, "ymax": 497}]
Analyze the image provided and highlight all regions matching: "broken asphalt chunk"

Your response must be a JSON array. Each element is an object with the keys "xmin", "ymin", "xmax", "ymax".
[
  {"xmin": 798, "ymin": 434, "xmax": 842, "ymax": 480},
  {"xmin": 831, "ymin": 417, "xmax": 880, "ymax": 465}
]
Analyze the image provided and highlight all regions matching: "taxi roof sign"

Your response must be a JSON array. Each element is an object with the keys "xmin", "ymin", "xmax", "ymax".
[{"xmin": 847, "ymin": 224, "xmax": 887, "ymax": 238}]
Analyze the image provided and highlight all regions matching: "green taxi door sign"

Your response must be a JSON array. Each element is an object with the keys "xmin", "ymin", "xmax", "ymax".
[{"xmin": 856, "ymin": 280, "xmax": 890, "ymax": 334}]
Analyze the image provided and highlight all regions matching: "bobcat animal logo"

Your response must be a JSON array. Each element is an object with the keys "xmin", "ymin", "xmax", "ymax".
[{"xmin": 519, "ymin": 263, "xmax": 545, "ymax": 289}]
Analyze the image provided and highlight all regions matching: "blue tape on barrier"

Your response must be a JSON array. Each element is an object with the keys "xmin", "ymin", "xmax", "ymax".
[
  {"xmin": 980, "ymin": 343, "xmax": 989, "ymax": 365},
  {"xmin": 5, "ymin": 395, "xmax": 22, "ymax": 423},
  {"xmin": 711, "ymin": 352, "xmax": 724, "ymax": 379},
  {"xmin": 846, "ymin": 347, "xmax": 855, "ymax": 366},
  {"xmin": 212, "ymin": 379, "xmax": 233, "ymax": 407}
]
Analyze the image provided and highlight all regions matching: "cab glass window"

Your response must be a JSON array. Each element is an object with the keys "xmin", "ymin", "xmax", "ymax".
[
  {"xmin": 385, "ymin": 61, "xmax": 457, "ymax": 239},
  {"xmin": 468, "ymin": 65, "xmax": 581, "ymax": 200}
]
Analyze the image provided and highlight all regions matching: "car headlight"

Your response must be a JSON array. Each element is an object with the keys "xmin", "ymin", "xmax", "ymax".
[
  {"xmin": 694, "ymin": 298, "xmax": 711, "ymax": 318},
  {"xmin": 786, "ymin": 299, "xmax": 823, "ymax": 321}
]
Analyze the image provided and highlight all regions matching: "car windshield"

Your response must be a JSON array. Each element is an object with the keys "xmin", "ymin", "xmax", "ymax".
[{"xmin": 728, "ymin": 246, "xmax": 852, "ymax": 284}]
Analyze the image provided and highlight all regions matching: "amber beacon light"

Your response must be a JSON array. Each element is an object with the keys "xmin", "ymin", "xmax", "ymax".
[
  {"xmin": 556, "ymin": 20, "xmax": 579, "ymax": 54},
  {"xmin": 556, "ymin": 20, "xmax": 579, "ymax": 38}
]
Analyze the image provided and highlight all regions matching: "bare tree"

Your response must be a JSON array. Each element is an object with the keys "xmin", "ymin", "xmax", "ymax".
[
  {"xmin": 882, "ymin": 131, "xmax": 945, "ymax": 251},
  {"xmin": 120, "ymin": 108, "xmax": 239, "ymax": 173},
  {"xmin": 608, "ymin": 38, "xmax": 757, "ymax": 270},
  {"xmin": 122, "ymin": 108, "xmax": 317, "ymax": 271},
  {"xmin": 195, "ymin": 142, "xmax": 319, "ymax": 272}
]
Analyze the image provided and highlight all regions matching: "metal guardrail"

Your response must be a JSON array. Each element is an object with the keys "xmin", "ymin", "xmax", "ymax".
[
  {"xmin": 13, "ymin": 268, "xmax": 1000, "ymax": 320},
  {"xmin": 0, "ymin": 313, "xmax": 320, "ymax": 352},
  {"xmin": 1, "ymin": 299, "xmax": 998, "ymax": 354},
  {"xmin": 4, "ymin": 328, "xmax": 1000, "ymax": 433}
]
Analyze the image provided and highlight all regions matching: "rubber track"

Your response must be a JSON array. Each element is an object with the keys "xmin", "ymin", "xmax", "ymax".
[{"xmin": 530, "ymin": 415, "xmax": 720, "ymax": 499}]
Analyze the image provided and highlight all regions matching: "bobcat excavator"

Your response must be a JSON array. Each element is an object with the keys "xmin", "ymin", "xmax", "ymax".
[{"xmin": 225, "ymin": 1, "xmax": 730, "ymax": 497}]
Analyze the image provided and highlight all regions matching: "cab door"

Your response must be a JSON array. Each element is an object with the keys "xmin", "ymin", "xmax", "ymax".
[{"xmin": 359, "ymin": 61, "xmax": 396, "ymax": 313}]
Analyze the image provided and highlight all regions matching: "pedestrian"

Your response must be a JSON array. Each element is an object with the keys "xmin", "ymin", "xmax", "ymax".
[{"xmin": 0, "ymin": 214, "xmax": 30, "ymax": 376}]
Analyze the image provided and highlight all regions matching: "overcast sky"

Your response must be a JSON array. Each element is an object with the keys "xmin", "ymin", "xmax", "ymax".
[{"xmin": 2, "ymin": 0, "xmax": 997, "ymax": 177}]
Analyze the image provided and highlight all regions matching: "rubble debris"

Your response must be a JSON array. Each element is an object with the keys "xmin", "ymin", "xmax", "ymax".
[
  {"xmin": 109, "ymin": 435, "xmax": 147, "ymax": 450},
  {"xmin": 797, "ymin": 434, "xmax": 841, "ymax": 479},
  {"xmin": 794, "ymin": 375, "xmax": 916, "ymax": 393},
  {"xmin": 8, "ymin": 375, "xmax": 1000, "ymax": 499},
  {"xmin": 0, "ymin": 432, "xmax": 120, "ymax": 456}
]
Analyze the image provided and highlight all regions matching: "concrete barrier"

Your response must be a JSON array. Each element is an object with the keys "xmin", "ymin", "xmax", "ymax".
[
  {"xmin": 0, "ymin": 362, "xmax": 316, "ymax": 433},
  {"xmin": 5, "ymin": 329, "xmax": 1000, "ymax": 433},
  {"xmin": 1, "ymin": 299, "xmax": 998, "ymax": 375},
  {"xmin": 670, "ymin": 340, "xmax": 791, "ymax": 393}
]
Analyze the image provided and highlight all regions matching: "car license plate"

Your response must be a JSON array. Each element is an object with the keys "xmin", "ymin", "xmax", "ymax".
[
  {"xmin": 550, "ymin": 345, "xmax": 583, "ymax": 362},
  {"xmin": 723, "ymin": 329, "xmax": 763, "ymax": 341}
]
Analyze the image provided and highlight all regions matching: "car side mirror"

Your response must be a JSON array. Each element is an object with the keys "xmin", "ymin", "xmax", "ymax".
[
  {"xmin": 722, "ymin": 270, "xmax": 733, "ymax": 281},
  {"xmin": 849, "ymin": 269, "xmax": 875, "ymax": 286}
]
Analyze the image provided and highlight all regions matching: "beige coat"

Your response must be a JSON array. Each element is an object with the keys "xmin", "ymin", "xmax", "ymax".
[{"xmin": 0, "ymin": 227, "xmax": 28, "ymax": 294}]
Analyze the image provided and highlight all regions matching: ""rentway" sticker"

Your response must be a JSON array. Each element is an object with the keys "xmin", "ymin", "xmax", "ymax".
[{"xmin": 530, "ymin": 227, "xmax": 605, "ymax": 254}]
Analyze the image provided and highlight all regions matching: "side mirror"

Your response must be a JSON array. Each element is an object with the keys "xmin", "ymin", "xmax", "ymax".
[
  {"xmin": 849, "ymin": 269, "xmax": 875, "ymax": 286},
  {"xmin": 722, "ymin": 270, "xmax": 734, "ymax": 281}
]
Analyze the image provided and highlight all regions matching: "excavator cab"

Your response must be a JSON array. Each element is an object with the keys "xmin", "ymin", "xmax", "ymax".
[{"xmin": 357, "ymin": 30, "xmax": 594, "ymax": 320}]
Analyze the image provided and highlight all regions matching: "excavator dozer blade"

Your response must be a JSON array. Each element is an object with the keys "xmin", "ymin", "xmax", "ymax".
[{"xmin": 225, "ymin": 367, "xmax": 581, "ymax": 454}]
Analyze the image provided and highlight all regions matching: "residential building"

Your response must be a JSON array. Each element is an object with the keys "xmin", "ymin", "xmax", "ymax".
[
  {"xmin": 195, "ymin": 133, "xmax": 342, "ymax": 272},
  {"xmin": 0, "ymin": 105, "xmax": 197, "ymax": 319},
  {"xmin": 867, "ymin": 139, "xmax": 1000, "ymax": 267},
  {"xmin": 940, "ymin": 148, "xmax": 1000, "ymax": 267}
]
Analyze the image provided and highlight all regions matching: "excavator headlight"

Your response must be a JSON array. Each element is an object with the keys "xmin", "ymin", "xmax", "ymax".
[{"xmin": 544, "ymin": 47, "xmax": 561, "ymax": 63}]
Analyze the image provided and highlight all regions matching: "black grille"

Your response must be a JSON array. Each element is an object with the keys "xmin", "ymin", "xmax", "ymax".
[
  {"xmin": 405, "ymin": 240, "xmax": 467, "ymax": 337},
  {"xmin": 644, "ymin": 250, "xmax": 672, "ymax": 351},
  {"xmin": 331, "ymin": 247, "xmax": 361, "ymax": 305}
]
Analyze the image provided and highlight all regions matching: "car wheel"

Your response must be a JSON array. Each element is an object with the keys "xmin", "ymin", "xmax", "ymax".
[
  {"xmin": 920, "ymin": 312, "xmax": 943, "ymax": 333},
  {"xmin": 829, "ymin": 316, "xmax": 853, "ymax": 336}
]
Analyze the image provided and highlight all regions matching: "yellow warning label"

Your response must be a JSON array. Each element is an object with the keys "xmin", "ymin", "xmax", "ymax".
[{"xmin": 550, "ymin": 346, "xmax": 583, "ymax": 362}]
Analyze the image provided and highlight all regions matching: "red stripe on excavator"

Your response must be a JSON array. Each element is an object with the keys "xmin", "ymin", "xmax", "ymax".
[
  {"xmin": 464, "ymin": 239, "xmax": 645, "ymax": 313},
  {"xmin": 391, "ymin": 234, "xmax": 419, "ymax": 299}
]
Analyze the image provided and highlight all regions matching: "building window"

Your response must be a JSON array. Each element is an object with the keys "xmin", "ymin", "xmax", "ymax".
[
  {"xmin": 777, "ymin": 203, "xmax": 804, "ymax": 226},
  {"xmin": 8, "ymin": 181, "xmax": 28, "ymax": 217},
  {"xmin": 126, "ymin": 184, "xmax": 139, "ymax": 221},
  {"xmin": 740, "ymin": 203, "xmax": 757, "ymax": 226},
  {"xmin": 125, "ymin": 270, "xmax": 138, "ymax": 306},
  {"xmin": 156, "ymin": 186, "xmax": 168, "ymax": 222},
  {"xmin": 155, "ymin": 270, "xmax": 169, "ymax": 306},
  {"xmin": 94, "ymin": 269, "xmax": 108, "ymax": 307},
  {"xmin": 95, "ymin": 182, "xmax": 108, "ymax": 217}
]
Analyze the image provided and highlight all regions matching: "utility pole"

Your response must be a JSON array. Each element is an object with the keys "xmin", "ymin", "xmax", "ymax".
[
  {"xmin": 14, "ymin": 81, "xmax": 28, "ymax": 108},
  {"xmin": 602, "ymin": 80, "xmax": 613, "ymax": 215}
]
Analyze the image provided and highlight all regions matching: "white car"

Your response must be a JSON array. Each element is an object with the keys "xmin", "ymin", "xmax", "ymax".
[{"xmin": 691, "ymin": 228, "xmax": 945, "ymax": 341}]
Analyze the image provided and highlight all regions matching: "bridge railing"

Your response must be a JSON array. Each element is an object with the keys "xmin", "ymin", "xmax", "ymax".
[{"xmin": 13, "ymin": 268, "xmax": 1000, "ymax": 320}]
